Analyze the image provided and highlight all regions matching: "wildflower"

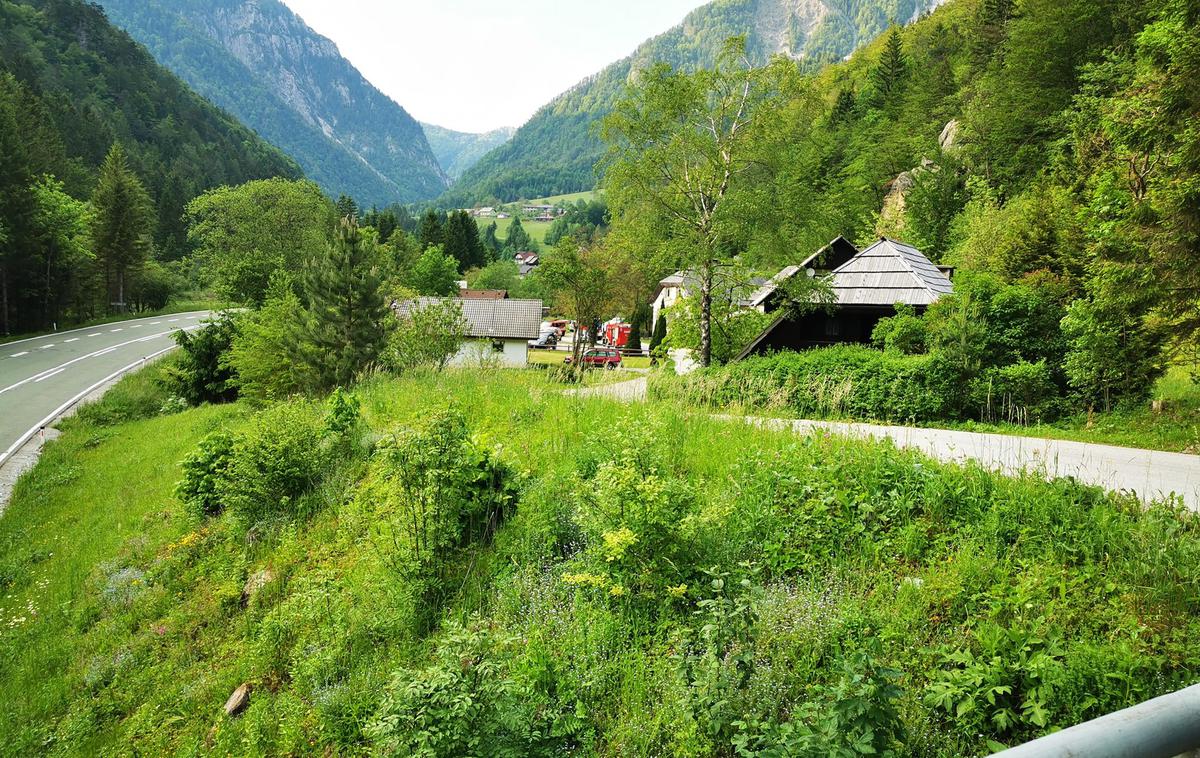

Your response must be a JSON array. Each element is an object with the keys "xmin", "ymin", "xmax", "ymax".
[
  {"xmin": 609, "ymin": 585, "xmax": 626, "ymax": 598},
  {"xmin": 667, "ymin": 584, "xmax": 688, "ymax": 598}
]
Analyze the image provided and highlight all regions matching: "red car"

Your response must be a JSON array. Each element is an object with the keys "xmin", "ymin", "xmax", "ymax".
[{"xmin": 565, "ymin": 348, "xmax": 622, "ymax": 369}]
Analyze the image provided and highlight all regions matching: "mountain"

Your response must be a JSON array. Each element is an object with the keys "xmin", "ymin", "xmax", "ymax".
[
  {"xmin": 421, "ymin": 123, "xmax": 516, "ymax": 182},
  {"xmin": 442, "ymin": 0, "xmax": 947, "ymax": 206},
  {"xmin": 0, "ymin": 0, "xmax": 301, "ymax": 264},
  {"xmin": 95, "ymin": 0, "xmax": 449, "ymax": 206}
]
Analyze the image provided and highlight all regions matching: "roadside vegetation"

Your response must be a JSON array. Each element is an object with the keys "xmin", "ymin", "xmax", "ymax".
[{"xmin": 1, "ymin": 366, "xmax": 1198, "ymax": 755}]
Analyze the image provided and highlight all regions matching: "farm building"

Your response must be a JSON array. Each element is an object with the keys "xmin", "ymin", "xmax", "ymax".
[
  {"xmin": 393, "ymin": 297, "xmax": 543, "ymax": 368},
  {"xmin": 737, "ymin": 238, "xmax": 954, "ymax": 358}
]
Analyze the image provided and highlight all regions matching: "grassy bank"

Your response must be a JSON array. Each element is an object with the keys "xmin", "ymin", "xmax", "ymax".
[{"xmin": 1, "ymin": 368, "xmax": 1197, "ymax": 755}]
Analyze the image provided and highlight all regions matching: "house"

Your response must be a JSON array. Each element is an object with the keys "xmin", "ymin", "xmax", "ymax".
[
  {"xmin": 514, "ymin": 251, "xmax": 540, "ymax": 277},
  {"xmin": 393, "ymin": 297, "xmax": 543, "ymax": 368},
  {"xmin": 649, "ymin": 270, "xmax": 772, "ymax": 328},
  {"xmin": 459, "ymin": 289, "xmax": 508, "ymax": 300},
  {"xmin": 737, "ymin": 238, "xmax": 953, "ymax": 358}
]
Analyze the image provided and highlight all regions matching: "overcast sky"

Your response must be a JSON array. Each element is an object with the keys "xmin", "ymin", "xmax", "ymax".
[{"xmin": 279, "ymin": 0, "xmax": 709, "ymax": 134}]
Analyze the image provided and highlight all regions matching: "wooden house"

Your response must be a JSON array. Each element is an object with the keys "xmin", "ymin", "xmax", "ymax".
[{"xmin": 737, "ymin": 238, "xmax": 953, "ymax": 358}]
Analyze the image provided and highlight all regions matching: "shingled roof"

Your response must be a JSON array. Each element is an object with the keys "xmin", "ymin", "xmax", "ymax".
[
  {"xmin": 828, "ymin": 238, "xmax": 953, "ymax": 307},
  {"xmin": 393, "ymin": 297, "xmax": 543, "ymax": 340}
]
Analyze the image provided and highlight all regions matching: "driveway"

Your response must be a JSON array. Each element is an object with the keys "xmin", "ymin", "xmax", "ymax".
[{"xmin": 568, "ymin": 377, "xmax": 1200, "ymax": 510}]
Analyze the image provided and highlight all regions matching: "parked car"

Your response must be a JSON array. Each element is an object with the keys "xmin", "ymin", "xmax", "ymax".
[
  {"xmin": 564, "ymin": 348, "xmax": 622, "ymax": 369},
  {"xmin": 528, "ymin": 333, "xmax": 558, "ymax": 350}
]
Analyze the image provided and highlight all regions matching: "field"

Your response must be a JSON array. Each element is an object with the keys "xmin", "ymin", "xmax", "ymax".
[
  {"xmin": 476, "ymin": 214, "xmax": 555, "ymax": 246},
  {"xmin": 526, "ymin": 189, "xmax": 603, "ymax": 206},
  {"xmin": 1, "ymin": 364, "xmax": 1198, "ymax": 755}
]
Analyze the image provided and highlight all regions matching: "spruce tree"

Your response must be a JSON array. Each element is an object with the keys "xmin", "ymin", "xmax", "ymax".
[
  {"xmin": 870, "ymin": 28, "xmax": 907, "ymax": 105},
  {"xmin": 506, "ymin": 216, "xmax": 535, "ymax": 252},
  {"xmin": 91, "ymin": 143, "xmax": 154, "ymax": 313},
  {"xmin": 418, "ymin": 210, "xmax": 445, "ymax": 250},
  {"xmin": 336, "ymin": 194, "xmax": 359, "ymax": 220},
  {"xmin": 482, "ymin": 221, "xmax": 501, "ymax": 257},
  {"xmin": 443, "ymin": 210, "xmax": 487, "ymax": 272},
  {"xmin": 296, "ymin": 216, "xmax": 389, "ymax": 390}
]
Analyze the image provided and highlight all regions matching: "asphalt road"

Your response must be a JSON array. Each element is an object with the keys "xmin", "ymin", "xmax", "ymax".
[
  {"xmin": 573, "ymin": 377, "xmax": 1200, "ymax": 510},
  {"xmin": 0, "ymin": 311, "xmax": 210, "ymax": 467}
]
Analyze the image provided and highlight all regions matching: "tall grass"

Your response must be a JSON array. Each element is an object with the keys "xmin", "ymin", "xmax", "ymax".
[{"xmin": 0, "ymin": 369, "xmax": 1197, "ymax": 755}]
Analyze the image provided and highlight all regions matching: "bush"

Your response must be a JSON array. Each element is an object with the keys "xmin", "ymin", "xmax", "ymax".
[
  {"xmin": 175, "ymin": 431, "xmax": 235, "ymax": 519},
  {"xmin": 221, "ymin": 401, "xmax": 330, "ymax": 525},
  {"xmin": 166, "ymin": 312, "xmax": 239, "ymax": 405},
  {"xmin": 385, "ymin": 299, "xmax": 467, "ymax": 372},
  {"xmin": 871, "ymin": 303, "xmax": 928, "ymax": 355},
  {"xmin": 651, "ymin": 346, "xmax": 948, "ymax": 423},
  {"xmin": 971, "ymin": 360, "xmax": 1061, "ymax": 424}
]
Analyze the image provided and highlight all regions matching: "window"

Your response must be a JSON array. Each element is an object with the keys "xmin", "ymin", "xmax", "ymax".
[{"xmin": 491, "ymin": 340, "xmax": 505, "ymax": 353}]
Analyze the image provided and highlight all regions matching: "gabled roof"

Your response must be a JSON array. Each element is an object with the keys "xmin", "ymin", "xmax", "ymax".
[
  {"xmin": 800, "ymin": 235, "xmax": 859, "ymax": 273},
  {"xmin": 746, "ymin": 266, "xmax": 803, "ymax": 308},
  {"xmin": 394, "ymin": 297, "xmax": 543, "ymax": 340},
  {"xmin": 828, "ymin": 238, "xmax": 953, "ymax": 307}
]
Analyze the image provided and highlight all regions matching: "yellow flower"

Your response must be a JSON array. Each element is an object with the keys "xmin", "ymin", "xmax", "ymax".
[
  {"xmin": 609, "ymin": 585, "xmax": 627, "ymax": 598},
  {"xmin": 601, "ymin": 527, "xmax": 638, "ymax": 563},
  {"xmin": 667, "ymin": 584, "xmax": 688, "ymax": 598}
]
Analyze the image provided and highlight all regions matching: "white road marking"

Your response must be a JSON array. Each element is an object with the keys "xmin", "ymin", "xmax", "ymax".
[
  {"xmin": 0, "ymin": 311, "xmax": 208, "ymax": 348},
  {"xmin": 34, "ymin": 368, "xmax": 65, "ymax": 382},
  {"xmin": 0, "ymin": 326, "xmax": 199, "ymax": 396},
  {"xmin": 168, "ymin": 319, "xmax": 179, "ymax": 322},
  {"xmin": 130, "ymin": 324, "xmax": 142, "ymax": 329},
  {"xmin": 110, "ymin": 328, "xmax": 123, "ymax": 332},
  {"xmin": 0, "ymin": 345, "xmax": 179, "ymax": 467},
  {"xmin": 10, "ymin": 352, "xmax": 28, "ymax": 358},
  {"xmin": 150, "ymin": 321, "xmax": 161, "ymax": 325},
  {"xmin": 64, "ymin": 338, "xmax": 79, "ymax": 343},
  {"xmin": 40, "ymin": 344, "xmax": 55, "ymax": 349},
  {"xmin": 88, "ymin": 333, "xmax": 102, "ymax": 337},
  {"xmin": 186, "ymin": 315, "xmax": 198, "ymax": 319}
]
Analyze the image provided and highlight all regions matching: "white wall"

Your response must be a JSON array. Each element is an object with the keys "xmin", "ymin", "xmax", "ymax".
[{"xmin": 448, "ymin": 338, "xmax": 528, "ymax": 368}]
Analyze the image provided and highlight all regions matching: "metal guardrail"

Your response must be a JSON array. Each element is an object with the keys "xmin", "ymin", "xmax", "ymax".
[{"xmin": 994, "ymin": 683, "xmax": 1200, "ymax": 757}]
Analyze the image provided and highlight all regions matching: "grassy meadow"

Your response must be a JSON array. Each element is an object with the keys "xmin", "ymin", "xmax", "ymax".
[{"xmin": 1, "ymin": 364, "xmax": 1198, "ymax": 755}]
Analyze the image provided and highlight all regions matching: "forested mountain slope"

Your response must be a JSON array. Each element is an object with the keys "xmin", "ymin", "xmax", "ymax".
[
  {"xmin": 442, "ymin": 0, "xmax": 947, "ymax": 205},
  {"xmin": 0, "ymin": 0, "xmax": 302, "ymax": 332},
  {"xmin": 96, "ymin": 0, "xmax": 449, "ymax": 206},
  {"xmin": 421, "ymin": 123, "xmax": 516, "ymax": 182}
]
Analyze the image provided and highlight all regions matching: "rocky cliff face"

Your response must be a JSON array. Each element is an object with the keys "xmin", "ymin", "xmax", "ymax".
[
  {"xmin": 444, "ymin": 0, "xmax": 949, "ymax": 205},
  {"xmin": 98, "ymin": 0, "xmax": 448, "ymax": 204}
]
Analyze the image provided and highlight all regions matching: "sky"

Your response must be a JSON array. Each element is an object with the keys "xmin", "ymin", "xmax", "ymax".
[{"xmin": 279, "ymin": 0, "xmax": 709, "ymax": 134}]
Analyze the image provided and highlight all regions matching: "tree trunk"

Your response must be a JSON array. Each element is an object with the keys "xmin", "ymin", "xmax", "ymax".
[{"xmin": 699, "ymin": 259, "xmax": 713, "ymax": 367}]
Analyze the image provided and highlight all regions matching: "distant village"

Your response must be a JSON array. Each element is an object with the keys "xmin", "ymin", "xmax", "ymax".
[{"xmin": 463, "ymin": 203, "xmax": 567, "ymax": 223}]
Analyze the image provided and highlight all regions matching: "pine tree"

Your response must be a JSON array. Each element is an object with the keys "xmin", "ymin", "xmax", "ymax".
[
  {"xmin": 870, "ymin": 27, "xmax": 907, "ymax": 105},
  {"xmin": 626, "ymin": 318, "xmax": 642, "ymax": 355},
  {"xmin": 418, "ymin": 210, "xmax": 445, "ymax": 250},
  {"xmin": 295, "ymin": 216, "xmax": 389, "ymax": 390},
  {"xmin": 974, "ymin": 0, "xmax": 1015, "ymax": 64},
  {"xmin": 91, "ymin": 143, "xmax": 154, "ymax": 313}
]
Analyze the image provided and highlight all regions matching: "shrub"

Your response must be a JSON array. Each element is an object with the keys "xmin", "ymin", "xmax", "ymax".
[
  {"xmin": 871, "ymin": 303, "xmax": 928, "ymax": 354},
  {"xmin": 651, "ymin": 346, "xmax": 948, "ymax": 423},
  {"xmin": 221, "ymin": 401, "xmax": 330, "ymax": 525},
  {"xmin": 366, "ymin": 621, "xmax": 561, "ymax": 757},
  {"xmin": 174, "ymin": 431, "xmax": 235, "ymax": 519},
  {"xmin": 166, "ymin": 312, "xmax": 239, "ymax": 405},
  {"xmin": 386, "ymin": 298, "xmax": 468, "ymax": 372},
  {"xmin": 971, "ymin": 360, "xmax": 1061, "ymax": 424}
]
